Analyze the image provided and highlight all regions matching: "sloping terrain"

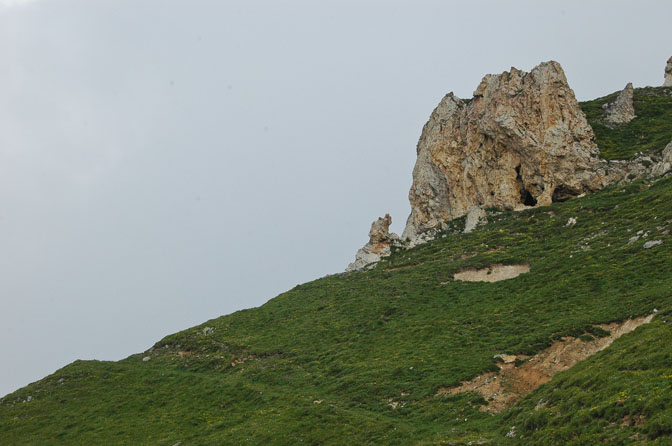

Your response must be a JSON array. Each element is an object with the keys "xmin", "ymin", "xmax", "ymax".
[
  {"xmin": 2, "ymin": 86, "xmax": 672, "ymax": 445},
  {"xmin": 1, "ymin": 174, "xmax": 671, "ymax": 445}
]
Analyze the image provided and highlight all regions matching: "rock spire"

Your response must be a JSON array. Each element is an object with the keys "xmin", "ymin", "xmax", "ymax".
[
  {"xmin": 664, "ymin": 56, "xmax": 672, "ymax": 87},
  {"xmin": 346, "ymin": 214, "xmax": 399, "ymax": 272},
  {"xmin": 603, "ymin": 82, "xmax": 635, "ymax": 126}
]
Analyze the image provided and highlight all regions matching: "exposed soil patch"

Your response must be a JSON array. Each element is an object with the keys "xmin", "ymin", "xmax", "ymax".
[
  {"xmin": 454, "ymin": 264, "xmax": 530, "ymax": 282},
  {"xmin": 437, "ymin": 314, "xmax": 654, "ymax": 413}
]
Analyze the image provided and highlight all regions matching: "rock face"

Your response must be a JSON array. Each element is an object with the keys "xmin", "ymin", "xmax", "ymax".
[
  {"xmin": 665, "ymin": 56, "xmax": 672, "ymax": 87},
  {"xmin": 603, "ymin": 82, "xmax": 635, "ymax": 126},
  {"xmin": 463, "ymin": 206, "xmax": 487, "ymax": 234},
  {"xmin": 346, "ymin": 214, "xmax": 399, "ymax": 272},
  {"xmin": 403, "ymin": 61, "xmax": 608, "ymax": 243}
]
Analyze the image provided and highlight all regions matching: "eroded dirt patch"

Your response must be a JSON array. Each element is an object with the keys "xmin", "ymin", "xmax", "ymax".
[
  {"xmin": 437, "ymin": 314, "xmax": 654, "ymax": 413},
  {"xmin": 453, "ymin": 264, "xmax": 530, "ymax": 282}
]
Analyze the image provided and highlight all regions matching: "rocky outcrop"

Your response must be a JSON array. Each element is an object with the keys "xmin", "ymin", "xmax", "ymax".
[
  {"xmin": 607, "ymin": 142, "xmax": 672, "ymax": 181},
  {"xmin": 346, "ymin": 214, "xmax": 399, "ymax": 272},
  {"xmin": 403, "ymin": 61, "xmax": 609, "ymax": 243},
  {"xmin": 603, "ymin": 82, "xmax": 635, "ymax": 126},
  {"xmin": 345, "ymin": 61, "xmax": 671, "ymax": 271},
  {"xmin": 346, "ymin": 60, "xmax": 671, "ymax": 269},
  {"xmin": 664, "ymin": 56, "xmax": 672, "ymax": 87}
]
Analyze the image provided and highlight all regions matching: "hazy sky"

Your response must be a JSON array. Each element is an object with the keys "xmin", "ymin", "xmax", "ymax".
[{"xmin": 1, "ymin": 0, "xmax": 670, "ymax": 397}]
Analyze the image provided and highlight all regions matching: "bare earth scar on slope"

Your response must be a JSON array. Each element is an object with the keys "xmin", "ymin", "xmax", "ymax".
[
  {"xmin": 437, "ymin": 314, "xmax": 655, "ymax": 413},
  {"xmin": 453, "ymin": 264, "xmax": 530, "ymax": 282}
]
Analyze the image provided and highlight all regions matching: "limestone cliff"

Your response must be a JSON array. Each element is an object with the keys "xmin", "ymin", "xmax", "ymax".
[{"xmin": 402, "ymin": 61, "xmax": 608, "ymax": 242}]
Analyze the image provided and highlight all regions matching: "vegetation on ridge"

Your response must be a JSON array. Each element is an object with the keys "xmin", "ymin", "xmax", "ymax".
[{"xmin": 580, "ymin": 86, "xmax": 672, "ymax": 160}]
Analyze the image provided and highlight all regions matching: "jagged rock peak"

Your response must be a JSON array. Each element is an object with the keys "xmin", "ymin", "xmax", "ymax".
[
  {"xmin": 346, "ymin": 214, "xmax": 399, "ymax": 272},
  {"xmin": 603, "ymin": 82, "xmax": 635, "ymax": 126},
  {"xmin": 664, "ymin": 56, "xmax": 672, "ymax": 87},
  {"xmin": 402, "ymin": 61, "xmax": 609, "ymax": 244}
]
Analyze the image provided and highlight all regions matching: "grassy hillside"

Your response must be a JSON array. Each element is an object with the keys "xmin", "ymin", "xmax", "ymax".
[
  {"xmin": 2, "ymin": 174, "xmax": 671, "ymax": 445},
  {"xmin": 2, "ymin": 87, "xmax": 672, "ymax": 445},
  {"xmin": 580, "ymin": 86, "xmax": 672, "ymax": 160}
]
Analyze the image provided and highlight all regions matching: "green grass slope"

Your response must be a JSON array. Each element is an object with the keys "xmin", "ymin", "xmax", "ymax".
[
  {"xmin": 2, "ymin": 175, "xmax": 671, "ymax": 445},
  {"xmin": 580, "ymin": 86, "xmax": 672, "ymax": 160},
  {"xmin": 2, "ymin": 88, "xmax": 672, "ymax": 445}
]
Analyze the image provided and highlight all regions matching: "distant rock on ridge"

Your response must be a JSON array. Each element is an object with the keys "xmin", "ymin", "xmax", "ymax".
[
  {"xmin": 603, "ymin": 82, "xmax": 635, "ymax": 126},
  {"xmin": 664, "ymin": 56, "xmax": 672, "ymax": 87},
  {"xmin": 402, "ymin": 61, "xmax": 609, "ymax": 243}
]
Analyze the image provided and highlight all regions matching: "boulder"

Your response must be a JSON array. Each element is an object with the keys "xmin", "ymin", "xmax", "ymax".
[{"xmin": 643, "ymin": 240, "xmax": 663, "ymax": 249}]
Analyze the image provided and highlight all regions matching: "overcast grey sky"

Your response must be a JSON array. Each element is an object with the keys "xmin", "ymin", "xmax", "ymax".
[{"xmin": 1, "ymin": 0, "xmax": 670, "ymax": 397}]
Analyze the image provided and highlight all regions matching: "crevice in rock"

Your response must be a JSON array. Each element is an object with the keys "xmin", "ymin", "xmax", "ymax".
[
  {"xmin": 522, "ymin": 189, "xmax": 537, "ymax": 206},
  {"xmin": 515, "ymin": 165, "xmax": 537, "ymax": 206},
  {"xmin": 552, "ymin": 185, "xmax": 580, "ymax": 203}
]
